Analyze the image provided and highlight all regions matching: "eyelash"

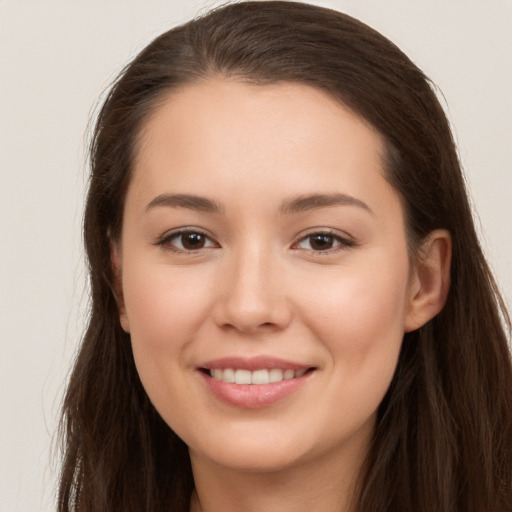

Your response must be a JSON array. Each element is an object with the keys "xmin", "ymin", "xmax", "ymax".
[
  {"xmin": 156, "ymin": 229, "xmax": 218, "ymax": 253},
  {"xmin": 292, "ymin": 230, "xmax": 355, "ymax": 254},
  {"xmin": 155, "ymin": 229, "xmax": 355, "ymax": 254}
]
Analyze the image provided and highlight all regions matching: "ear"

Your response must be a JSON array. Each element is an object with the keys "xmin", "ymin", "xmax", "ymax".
[
  {"xmin": 111, "ymin": 243, "xmax": 130, "ymax": 333},
  {"xmin": 405, "ymin": 229, "xmax": 452, "ymax": 332}
]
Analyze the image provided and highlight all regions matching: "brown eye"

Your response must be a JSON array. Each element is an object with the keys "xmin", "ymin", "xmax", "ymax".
[
  {"xmin": 309, "ymin": 234, "xmax": 335, "ymax": 251},
  {"xmin": 294, "ymin": 231, "xmax": 353, "ymax": 253},
  {"xmin": 181, "ymin": 232, "xmax": 206, "ymax": 250},
  {"xmin": 159, "ymin": 230, "xmax": 217, "ymax": 252}
]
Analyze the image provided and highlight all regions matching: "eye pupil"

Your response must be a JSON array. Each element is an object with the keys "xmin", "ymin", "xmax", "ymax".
[
  {"xmin": 182, "ymin": 233, "xmax": 205, "ymax": 250},
  {"xmin": 310, "ymin": 234, "xmax": 333, "ymax": 250}
]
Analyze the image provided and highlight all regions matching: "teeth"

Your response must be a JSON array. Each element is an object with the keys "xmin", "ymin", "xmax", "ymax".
[
  {"xmin": 269, "ymin": 369, "xmax": 283, "ymax": 383},
  {"xmin": 223, "ymin": 368, "xmax": 235, "ymax": 383},
  {"xmin": 284, "ymin": 369, "xmax": 295, "ymax": 380},
  {"xmin": 251, "ymin": 369, "xmax": 269, "ymax": 385},
  {"xmin": 209, "ymin": 367, "xmax": 308, "ymax": 384},
  {"xmin": 235, "ymin": 369, "xmax": 251, "ymax": 384}
]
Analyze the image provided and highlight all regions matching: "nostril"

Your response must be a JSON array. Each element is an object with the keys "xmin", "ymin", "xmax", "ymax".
[{"xmin": 211, "ymin": 285, "xmax": 292, "ymax": 333}]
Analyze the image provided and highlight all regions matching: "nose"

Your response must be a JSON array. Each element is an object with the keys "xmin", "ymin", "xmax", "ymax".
[{"xmin": 211, "ymin": 244, "xmax": 292, "ymax": 333}]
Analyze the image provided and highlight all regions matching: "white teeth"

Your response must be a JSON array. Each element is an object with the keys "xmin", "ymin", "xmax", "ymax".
[
  {"xmin": 235, "ymin": 369, "xmax": 251, "ymax": 384},
  {"xmin": 283, "ymin": 369, "xmax": 295, "ymax": 380},
  {"xmin": 209, "ymin": 367, "xmax": 308, "ymax": 384},
  {"xmin": 268, "ymin": 368, "xmax": 284, "ymax": 382},
  {"xmin": 223, "ymin": 368, "xmax": 235, "ymax": 383},
  {"xmin": 251, "ymin": 369, "xmax": 269, "ymax": 384}
]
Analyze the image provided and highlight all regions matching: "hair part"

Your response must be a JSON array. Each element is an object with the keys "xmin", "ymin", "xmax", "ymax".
[{"xmin": 59, "ymin": 2, "xmax": 512, "ymax": 511}]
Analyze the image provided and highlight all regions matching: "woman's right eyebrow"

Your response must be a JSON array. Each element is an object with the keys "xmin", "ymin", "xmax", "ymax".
[{"xmin": 145, "ymin": 193, "xmax": 224, "ymax": 214}]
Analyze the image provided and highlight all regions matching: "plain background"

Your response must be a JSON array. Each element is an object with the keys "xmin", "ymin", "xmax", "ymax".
[{"xmin": 0, "ymin": 1, "xmax": 510, "ymax": 510}]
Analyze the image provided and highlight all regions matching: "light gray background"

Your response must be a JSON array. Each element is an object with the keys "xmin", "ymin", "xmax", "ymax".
[{"xmin": 1, "ymin": 1, "xmax": 510, "ymax": 510}]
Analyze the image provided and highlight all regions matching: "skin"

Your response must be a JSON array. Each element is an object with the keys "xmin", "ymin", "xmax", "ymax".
[{"xmin": 114, "ymin": 79, "xmax": 450, "ymax": 512}]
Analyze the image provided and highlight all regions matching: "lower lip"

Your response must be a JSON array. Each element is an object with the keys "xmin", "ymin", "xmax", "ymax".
[{"xmin": 199, "ymin": 371, "xmax": 312, "ymax": 409}]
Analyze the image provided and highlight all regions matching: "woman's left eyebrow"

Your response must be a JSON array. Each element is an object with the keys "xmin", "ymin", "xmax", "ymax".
[{"xmin": 279, "ymin": 193, "xmax": 374, "ymax": 216}]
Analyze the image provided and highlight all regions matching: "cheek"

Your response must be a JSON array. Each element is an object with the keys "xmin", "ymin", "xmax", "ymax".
[
  {"xmin": 302, "ymin": 256, "xmax": 409, "ymax": 342},
  {"xmin": 123, "ymin": 262, "xmax": 213, "ymax": 341},
  {"xmin": 300, "ymin": 269, "xmax": 408, "ymax": 439},
  {"xmin": 122, "ymin": 265, "xmax": 220, "ymax": 438},
  {"xmin": 299, "ymin": 256, "xmax": 409, "ymax": 393},
  {"xmin": 121, "ymin": 263, "xmax": 215, "ymax": 400}
]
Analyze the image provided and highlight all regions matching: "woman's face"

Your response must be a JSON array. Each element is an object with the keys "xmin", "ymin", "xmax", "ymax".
[{"xmin": 117, "ymin": 79, "xmax": 420, "ymax": 473}]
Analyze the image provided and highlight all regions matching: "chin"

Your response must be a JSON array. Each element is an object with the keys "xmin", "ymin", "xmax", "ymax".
[
  {"xmin": 183, "ymin": 417, "xmax": 309, "ymax": 471},
  {"xmin": 192, "ymin": 443, "xmax": 309, "ymax": 474}
]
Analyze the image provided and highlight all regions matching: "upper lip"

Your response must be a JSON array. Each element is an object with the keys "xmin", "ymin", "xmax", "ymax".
[{"xmin": 199, "ymin": 356, "xmax": 313, "ymax": 371}]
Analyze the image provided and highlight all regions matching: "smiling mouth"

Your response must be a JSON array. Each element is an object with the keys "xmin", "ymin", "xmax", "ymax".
[
  {"xmin": 198, "ymin": 362, "xmax": 316, "ymax": 408},
  {"xmin": 202, "ymin": 367, "xmax": 315, "ymax": 385}
]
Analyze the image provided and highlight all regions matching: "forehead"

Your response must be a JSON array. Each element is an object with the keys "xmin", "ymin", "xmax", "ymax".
[
  {"xmin": 138, "ymin": 78, "xmax": 384, "ymax": 148},
  {"xmin": 128, "ymin": 79, "xmax": 399, "ymax": 219}
]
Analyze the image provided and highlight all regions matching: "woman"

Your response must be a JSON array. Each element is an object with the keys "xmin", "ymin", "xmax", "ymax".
[{"xmin": 58, "ymin": 2, "xmax": 512, "ymax": 511}]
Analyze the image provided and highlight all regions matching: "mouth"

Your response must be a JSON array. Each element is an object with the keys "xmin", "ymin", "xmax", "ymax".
[
  {"xmin": 197, "ymin": 357, "xmax": 317, "ymax": 409},
  {"xmin": 202, "ymin": 367, "xmax": 313, "ymax": 384}
]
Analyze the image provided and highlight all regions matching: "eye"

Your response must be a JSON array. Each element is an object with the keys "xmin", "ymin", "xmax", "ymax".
[
  {"xmin": 158, "ymin": 230, "xmax": 218, "ymax": 252},
  {"xmin": 293, "ymin": 231, "xmax": 353, "ymax": 252}
]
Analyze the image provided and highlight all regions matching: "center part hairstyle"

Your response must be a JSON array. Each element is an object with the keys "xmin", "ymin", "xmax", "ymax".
[{"xmin": 59, "ymin": 2, "xmax": 512, "ymax": 511}]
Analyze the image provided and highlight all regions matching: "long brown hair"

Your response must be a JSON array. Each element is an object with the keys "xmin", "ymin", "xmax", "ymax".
[{"xmin": 59, "ymin": 2, "xmax": 512, "ymax": 511}]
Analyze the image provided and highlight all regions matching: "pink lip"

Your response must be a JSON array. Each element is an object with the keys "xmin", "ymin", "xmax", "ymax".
[
  {"xmin": 197, "ymin": 356, "xmax": 315, "ymax": 409},
  {"xmin": 200, "ymin": 355, "xmax": 309, "ymax": 371}
]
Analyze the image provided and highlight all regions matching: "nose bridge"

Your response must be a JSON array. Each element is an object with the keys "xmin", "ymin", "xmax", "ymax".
[{"xmin": 213, "ymin": 236, "xmax": 290, "ymax": 332}]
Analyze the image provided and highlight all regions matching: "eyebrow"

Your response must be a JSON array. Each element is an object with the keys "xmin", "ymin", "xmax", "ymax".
[
  {"xmin": 145, "ymin": 193, "xmax": 224, "ymax": 214},
  {"xmin": 279, "ymin": 193, "xmax": 373, "ymax": 216},
  {"xmin": 144, "ymin": 192, "xmax": 372, "ymax": 216}
]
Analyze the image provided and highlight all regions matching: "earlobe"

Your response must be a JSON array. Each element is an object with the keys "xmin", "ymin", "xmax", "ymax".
[
  {"xmin": 404, "ymin": 230, "xmax": 452, "ymax": 333},
  {"xmin": 111, "ymin": 243, "xmax": 130, "ymax": 333}
]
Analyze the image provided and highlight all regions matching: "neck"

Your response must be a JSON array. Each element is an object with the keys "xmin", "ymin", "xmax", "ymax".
[{"xmin": 189, "ymin": 440, "xmax": 368, "ymax": 512}]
